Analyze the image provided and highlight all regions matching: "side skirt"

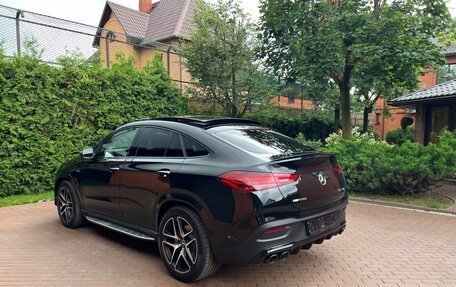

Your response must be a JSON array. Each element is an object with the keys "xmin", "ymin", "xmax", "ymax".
[{"xmin": 82, "ymin": 211, "xmax": 157, "ymax": 242}]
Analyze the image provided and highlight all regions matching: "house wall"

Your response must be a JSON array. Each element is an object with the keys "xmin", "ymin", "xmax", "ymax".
[
  {"xmin": 269, "ymin": 85, "xmax": 317, "ymax": 111},
  {"xmin": 99, "ymin": 13, "xmax": 191, "ymax": 91},
  {"xmin": 100, "ymin": 13, "xmax": 140, "ymax": 66},
  {"xmin": 269, "ymin": 96, "xmax": 316, "ymax": 111},
  {"xmin": 421, "ymin": 67, "xmax": 437, "ymax": 88},
  {"xmin": 373, "ymin": 98, "xmax": 415, "ymax": 140},
  {"xmin": 372, "ymin": 55, "xmax": 456, "ymax": 140}
]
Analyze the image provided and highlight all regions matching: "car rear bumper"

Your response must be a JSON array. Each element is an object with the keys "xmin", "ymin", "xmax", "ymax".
[{"xmin": 214, "ymin": 199, "xmax": 348, "ymax": 264}]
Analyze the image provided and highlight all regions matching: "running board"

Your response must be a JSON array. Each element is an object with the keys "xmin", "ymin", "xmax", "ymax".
[{"xmin": 85, "ymin": 216, "xmax": 156, "ymax": 241}]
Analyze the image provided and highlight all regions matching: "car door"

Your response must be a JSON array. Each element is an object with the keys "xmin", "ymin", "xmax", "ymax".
[
  {"xmin": 119, "ymin": 127, "xmax": 184, "ymax": 230},
  {"xmin": 78, "ymin": 127, "xmax": 139, "ymax": 219}
]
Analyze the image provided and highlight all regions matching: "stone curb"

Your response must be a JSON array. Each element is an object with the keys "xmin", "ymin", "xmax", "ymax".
[{"xmin": 350, "ymin": 197, "xmax": 456, "ymax": 216}]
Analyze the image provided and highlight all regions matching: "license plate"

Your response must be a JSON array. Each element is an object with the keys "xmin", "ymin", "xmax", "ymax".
[{"xmin": 307, "ymin": 213, "xmax": 336, "ymax": 235}]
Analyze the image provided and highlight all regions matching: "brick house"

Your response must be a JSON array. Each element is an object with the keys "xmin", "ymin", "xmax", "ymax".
[
  {"xmin": 388, "ymin": 79, "xmax": 456, "ymax": 145},
  {"xmin": 269, "ymin": 83, "xmax": 317, "ymax": 113},
  {"xmin": 93, "ymin": 0, "xmax": 320, "ymax": 114},
  {"xmin": 94, "ymin": 0, "xmax": 196, "ymax": 88},
  {"xmin": 373, "ymin": 46, "xmax": 456, "ymax": 140}
]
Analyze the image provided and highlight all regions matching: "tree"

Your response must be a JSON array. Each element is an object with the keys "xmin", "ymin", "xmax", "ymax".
[
  {"xmin": 258, "ymin": 0, "xmax": 450, "ymax": 139},
  {"xmin": 180, "ymin": 0, "xmax": 275, "ymax": 118}
]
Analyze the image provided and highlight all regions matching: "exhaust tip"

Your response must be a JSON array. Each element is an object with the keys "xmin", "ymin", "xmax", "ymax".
[
  {"xmin": 264, "ymin": 254, "xmax": 280, "ymax": 264},
  {"xmin": 280, "ymin": 251, "xmax": 290, "ymax": 261},
  {"xmin": 339, "ymin": 225, "xmax": 346, "ymax": 234}
]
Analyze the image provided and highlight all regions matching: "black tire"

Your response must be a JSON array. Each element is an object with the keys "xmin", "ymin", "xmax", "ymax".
[
  {"xmin": 158, "ymin": 206, "xmax": 221, "ymax": 282},
  {"xmin": 56, "ymin": 181, "xmax": 85, "ymax": 228}
]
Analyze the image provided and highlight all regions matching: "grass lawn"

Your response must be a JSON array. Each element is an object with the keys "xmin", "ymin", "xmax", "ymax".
[
  {"xmin": 0, "ymin": 192, "xmax": 54, "ymax": 208},
  {"xmin": 350, "ymin": 191, "xmax": 454, "ymax": 210}
]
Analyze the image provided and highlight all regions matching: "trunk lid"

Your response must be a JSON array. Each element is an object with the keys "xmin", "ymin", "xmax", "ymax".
[{"xmin": 269, "ymin": 152, "xmax": 346, "ymax": 209}]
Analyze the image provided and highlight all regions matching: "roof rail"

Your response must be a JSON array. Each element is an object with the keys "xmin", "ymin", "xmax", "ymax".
[{"xmin": 149, "ymin": 117, "xmax": 260, "ymax": 128}]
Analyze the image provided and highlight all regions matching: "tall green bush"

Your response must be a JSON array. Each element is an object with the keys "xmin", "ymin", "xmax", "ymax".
[
  {"xmin": 245, "ymin": 107, "xmax": 334, "ymax": 141},
  {"xmin": 0, "ymin": 54, "xmax": 186, "ymax": 197},
  {"xmin": 386, "ymin": 126, "xmax": 415, "ymax": 145},
  {"xmin": 324, "ymin": 130, "xmax": 456, "ymax": 195}
]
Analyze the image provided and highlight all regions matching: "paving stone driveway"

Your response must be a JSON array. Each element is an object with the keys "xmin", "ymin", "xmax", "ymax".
[{"xmin": 0, "ymin": 201, "xmax": 455, "ymax": 287}]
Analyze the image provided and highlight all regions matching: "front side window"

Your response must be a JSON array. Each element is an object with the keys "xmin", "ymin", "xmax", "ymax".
[{"xmin": 99, "ymin": 128, "xmax": 138, "ymax": 158}]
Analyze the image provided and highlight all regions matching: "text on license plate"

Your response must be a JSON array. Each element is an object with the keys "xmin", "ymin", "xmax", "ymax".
[{"xmin": 307, "ymin": 213, "xmax": 336, "ymax": 235}]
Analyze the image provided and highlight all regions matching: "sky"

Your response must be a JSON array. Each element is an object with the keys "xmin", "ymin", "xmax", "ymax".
[
  {"xmin": 0, "ymin": 0, "xmax": 456, "ymax": 26},
  {"xmin": 0, "ymin": 0, "xmax": 262, "ymax": 26}
]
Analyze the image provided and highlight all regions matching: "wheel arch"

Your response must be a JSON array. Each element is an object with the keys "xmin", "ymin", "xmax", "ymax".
[
  {"xmin": 155, "ymin": 192, "xmax": 215, "ymax": 234},
  {"xmin": 54, "ymin": 175, "xmax": 80, "ymax": 206}
]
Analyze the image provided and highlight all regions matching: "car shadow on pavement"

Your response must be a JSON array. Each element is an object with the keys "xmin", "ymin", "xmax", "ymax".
[{"xmin": 86, "ymin": 224, "xmax": 160, "ymax": 256}]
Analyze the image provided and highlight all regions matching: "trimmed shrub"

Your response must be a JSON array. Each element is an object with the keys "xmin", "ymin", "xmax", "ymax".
[
  {"xmin": 295, "ymin": 132, "xmax": 323, "ymax": 149},
  {"xmin": 386, "ymin": 126, "xmax": 415, "ymax": 145},
  {"xmin": 0, "ymin": 54, "xmax": 186, "ymax": 197},
  {"xmin": 324, "ymin": 130, "xmax": 456, "ymax": 195},
  {"xmin": 245, "ymin": 107, "xmax": 334, "ymax": 141}
]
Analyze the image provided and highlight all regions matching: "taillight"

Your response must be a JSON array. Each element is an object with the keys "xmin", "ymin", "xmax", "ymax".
[
  {"xmin": 218, "ymin": 171, "xmax": 300, "ymax": 193},
  {"xmin": 333, "ymin": 166, "xmax": 343, "ymax": 174}
]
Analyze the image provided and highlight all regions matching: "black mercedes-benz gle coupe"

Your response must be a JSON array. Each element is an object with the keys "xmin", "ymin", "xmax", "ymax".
[{"xmin": 54, "ymin": 117, "xmax": 348, "ymax": 282}]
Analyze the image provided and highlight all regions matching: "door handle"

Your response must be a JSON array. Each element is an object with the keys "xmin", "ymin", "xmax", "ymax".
[
  {"xmin": 110, "ymin": 167, "xmax": 120, "ymax": 172},
  {"xmin": 157, "ymin": 169, "xmax": 171, "ymax": 178}
]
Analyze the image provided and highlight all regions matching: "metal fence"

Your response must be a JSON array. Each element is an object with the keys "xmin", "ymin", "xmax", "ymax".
[
  {"xmin": 0, "ymin": 4, "xmax": 368, "ymax": 121},
  {"xmin": 0, "ymin": 4, "xmax": 189, "ymax": 92}
]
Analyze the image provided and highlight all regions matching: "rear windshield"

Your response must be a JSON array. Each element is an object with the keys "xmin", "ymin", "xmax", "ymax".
[{"xmin": 214, "ymin": 128, "xmax": 315, "ymax": 157}]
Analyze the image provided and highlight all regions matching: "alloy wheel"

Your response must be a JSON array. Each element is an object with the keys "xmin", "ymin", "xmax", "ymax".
[
  {"xmin": 58, "ymin": 186, "xmax": 73, "ymax": 223},
  {"xmin": 161, "ymin": 216, "xmax": 198, "ymax": 274}
]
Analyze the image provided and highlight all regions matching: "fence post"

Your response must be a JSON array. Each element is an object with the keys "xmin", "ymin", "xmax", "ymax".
[
  {"xmin": 278, "ymin": 77, "xmax": 281, "ymax": 110},
  {"xmin": 15, "ymin": 10, "xmax": 24, "ymax": 57},
  {"xmin": 167, "ymin": 47, "xmax": 171, "ymax": 77},
  {"xmin": 179, "ymin": 54, "xmax": 183, "ymax": 94},
  {"xmin": 105, "ymin": 31, "xmax": 115, "ymax": 67},
  {"xmin": 167, "ymin": 46, "xmax": 177, "ymax": 78}
]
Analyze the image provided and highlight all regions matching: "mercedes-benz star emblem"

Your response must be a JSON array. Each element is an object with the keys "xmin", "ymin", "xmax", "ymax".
[
  {"xmin": 318, "ymin": 173, "xmax": 327, "ymax": 186},
  {"xmin": 312, "ymin": 172, "xmax": 328, "ymax": 186}
]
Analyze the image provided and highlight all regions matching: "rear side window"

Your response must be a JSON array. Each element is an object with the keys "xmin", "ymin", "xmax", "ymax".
[
  {"xmin": 182, "ymin": 136, "xmax": 209, "ymax": 157},
  {"xmin": 214, "ymin": 128, "xmax": 314, "ymax": 156},
  {"xmin": 165, "ymin": 133, "xmax": 184, "ymax": 157},
  {"xmin": 136, "ymin": 128, "xmax": 173, "ymax": 157}
]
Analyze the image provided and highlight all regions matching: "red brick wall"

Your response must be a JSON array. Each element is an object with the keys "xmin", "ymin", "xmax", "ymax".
[
  {"xmin": 269, "ymin": 96, "xmax": 316, "ymax": 110},
  {"xmin": 373, "ymin": 55, "xmax": 456, "ymax": 140},
  {"xmin": 421, "ymin": 67, "xmax": 437, "ymax": 88},
  {"xmin": 373, "ymin": 98, "xmax": 415, "ymax": 140}
]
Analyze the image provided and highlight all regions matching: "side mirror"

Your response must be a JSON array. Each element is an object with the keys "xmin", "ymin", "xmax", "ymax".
[{"xmin": 81, "ymin": 147, "xmax": 94, "ymax": 159}]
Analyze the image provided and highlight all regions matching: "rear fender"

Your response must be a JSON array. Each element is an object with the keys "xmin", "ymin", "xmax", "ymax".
[{"xmin": 155, "ymin": 190, "xmax": 231, "ymax": 251}]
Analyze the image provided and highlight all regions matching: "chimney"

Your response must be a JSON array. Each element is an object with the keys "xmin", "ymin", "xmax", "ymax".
[{"xmin": 139, "ymin": 0, "xmax": 153, "ymax": 13}]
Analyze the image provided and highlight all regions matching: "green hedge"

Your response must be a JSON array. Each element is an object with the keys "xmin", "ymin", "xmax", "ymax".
[
  {"xmin": 0, "ymin": 54, "xmax": 186, "ymax": 197},
  {"xmin": 324, "ymin": 130, "xmax": 456, "ymax": 195},
  {"xmin": 386, "ymin": 126, "xmax": 415, "ymax": 145},
  {"xmin": 245, "ymin": 107, "xmax": 334, "ymax": 141}
]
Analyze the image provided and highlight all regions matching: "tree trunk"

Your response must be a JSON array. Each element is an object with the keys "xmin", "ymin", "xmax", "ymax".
[
  {"xmin": 362, "ymin": 106, "xmax": 372, "ymax": 133},
  {"xmin": 334, "ymin": 104, "xmax": 340, "ymax": 132},
  {"xmin": 339, "ymin": 84, "xmax": 352, "ymax": 140}
]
